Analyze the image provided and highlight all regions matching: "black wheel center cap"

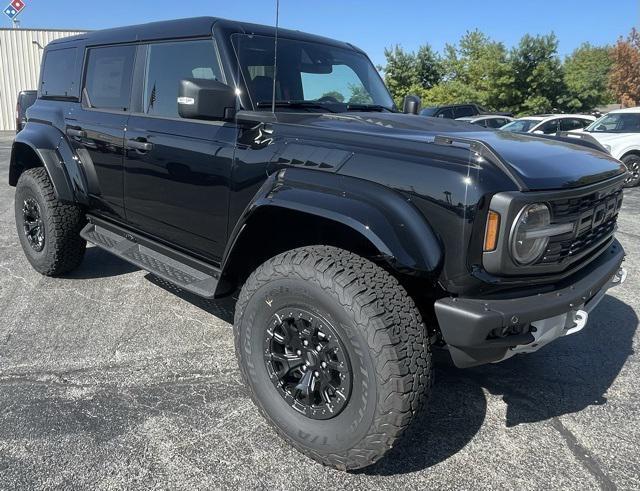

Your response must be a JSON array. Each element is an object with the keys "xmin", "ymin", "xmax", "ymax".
[{"xmin": 263, "ymin": 307, "xmax": 352, "ymax": 420}]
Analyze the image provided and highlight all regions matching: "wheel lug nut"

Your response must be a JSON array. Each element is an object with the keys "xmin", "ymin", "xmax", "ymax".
[
  {"xmin": 316, "ymin": 345, "xmax": 322, "ymax": 352},
  {"xmin": 314, "ymin": 371, "xmax": 320, "ymax": 377},
  {"xmin": 302, "ymin": 365, "xmax": 307, "ymax": 371},
  {"xmin": 296, "ymin": 350, "xmax": 302, "ymax": 356},
  {"xmin": 303, "ymin": 340, "xmax": 309, "ymax": 346},
  {"xmin": 321, "ymin": 361, "xmax": 327, "ymax": 368}
]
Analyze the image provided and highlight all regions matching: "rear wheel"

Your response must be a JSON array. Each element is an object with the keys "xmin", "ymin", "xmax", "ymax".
[
  {"xmin": 234, "ymin": 246, "xmax": 432, "ymax": 470},
  {"xmin": 623, "ymin": 154, "xmax": 640, "ymax": 188},
  {"xmin": 14, "ymin": 168, "xmax": 86, "ymax": 275}
]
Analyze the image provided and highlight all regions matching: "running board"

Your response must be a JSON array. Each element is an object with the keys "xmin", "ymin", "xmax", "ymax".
[{"xmin": 81, "ymin": 216, "xmax": 220, "ymax": 298}]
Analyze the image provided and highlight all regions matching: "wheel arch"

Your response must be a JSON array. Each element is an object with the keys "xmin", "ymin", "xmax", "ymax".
[
  {"xmin": 10, "ymin": 123, "xmax": 84, "ymax": 204},
  {"xmin": 216, "ymin": 168, "xmax": 443, "ymax": 296}
]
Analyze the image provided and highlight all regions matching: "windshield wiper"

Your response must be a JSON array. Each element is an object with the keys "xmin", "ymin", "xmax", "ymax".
[
  {"xmin": 346, "ymin": 103, "xmax": 396, "ymax": 113},
  {"xmin": 256, "ymin": 100, "xmax": 338, "ymax": 113}
]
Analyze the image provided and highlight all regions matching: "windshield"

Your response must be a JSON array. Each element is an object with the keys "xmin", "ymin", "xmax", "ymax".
[
  {"xmin": 420, "ymin": 107, "xmax": 438, "ymax": 116},
  {"xmin": 501, "ymin": 119, "xmax": 540, "ymax": 133},
  {"xmin": 586, "ymin": 112, "xmax": 640, "ymax": 133},
  {"xmin": 231, "ymin": 34, "xmax": 394, "ymax": 112}
]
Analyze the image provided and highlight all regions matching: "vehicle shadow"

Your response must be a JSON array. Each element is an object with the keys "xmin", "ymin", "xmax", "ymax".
[
  {"xmin": 67, "ymin": 245, "xmax": 139, "ymax": 279},
  {"xmin": 363, "ymin": 295, "xmax": 637, "ymax": 476}
]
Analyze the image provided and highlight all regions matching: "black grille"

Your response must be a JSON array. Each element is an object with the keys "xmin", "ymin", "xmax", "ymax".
[{"xmin": 539, "ymin": 186, "xmax": 623, "ymax": 265}]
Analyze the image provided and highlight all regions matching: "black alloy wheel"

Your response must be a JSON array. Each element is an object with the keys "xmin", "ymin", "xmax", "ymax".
[
  {"xmin": 623, "ymin": 155, "xmax": 640, "ymax": 188},
  {"xmin": 22, "ymin": 197, "xmax": 45, "ymax": 252},
  {"xmin": 264, "ymin": 307, "xmax": 351, "ymax": 420}
]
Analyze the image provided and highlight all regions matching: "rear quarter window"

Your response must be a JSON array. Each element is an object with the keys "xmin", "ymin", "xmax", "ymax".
[{"xmin": 40, "ymin": 47, "xmax": 79, "ymax": 99}]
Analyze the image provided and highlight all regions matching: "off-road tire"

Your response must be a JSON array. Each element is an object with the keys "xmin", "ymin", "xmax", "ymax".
[
  {"xmin": 14, "ymin": 168, "xmax": 86, "ymax": 275},
  {"xmin": 234, "ymin": 245, "xmax": 432, "ymax": 470},
  {"xmin": 622, "ymin": 154, "xmax": 640, "ymax": 188}
]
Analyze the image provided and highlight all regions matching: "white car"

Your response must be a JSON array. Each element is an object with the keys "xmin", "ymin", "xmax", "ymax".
[
  {"xmin": 456, "ymin": 115, "xmax": 514, "ymax": 128},
  {"xmin": 576, "ymin": 108, "xmax": 640, "ymax": 187},
  {"xmin": 501, "ymin": 114, "xmax": 596, "ymax": 134}
]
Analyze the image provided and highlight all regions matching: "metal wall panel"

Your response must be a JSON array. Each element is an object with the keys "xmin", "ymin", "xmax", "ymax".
[{"xmin": 0, "ymin": 28, "xmax": 85, "ymax": 131}]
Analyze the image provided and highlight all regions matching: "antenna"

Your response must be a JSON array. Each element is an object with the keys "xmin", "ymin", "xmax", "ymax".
[{"xmin": 271, "ymin": 0, "xmax": 280, "ymax": 114}]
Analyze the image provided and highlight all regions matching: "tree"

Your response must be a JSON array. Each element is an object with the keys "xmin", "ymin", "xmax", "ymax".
[
  {"xmin": 438, "ymin": 30, "xmax": 516, "ymax": 111},
  {"xmin": 610, "ymin": 28, "xmax": 640, "ymax": 107},
  {"xmin": 348, "ymin": 84, "xmax": 373, "ymax": 104},
  {"xmin": 510, "ymin": 33, "xmax": 565, "ymax": 114},
  {"xmin": 381, "ymin": 44, "xmax": 442, "ymax": 107},
  {"xmin": 381, "ymin": 45, "xmax": 418, "ymax": 106},
  {"xmin": 320, "ymin": 91, "xmax": 345, "ymax": 102},
  {"xmin": 562, "ymin": 43, "xmax": 614, "ymax": 111}
]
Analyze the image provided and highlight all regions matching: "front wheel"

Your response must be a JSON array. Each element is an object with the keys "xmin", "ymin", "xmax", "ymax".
[
  {"xmin": 623, "ymin": 154, "xmax": 640, "ymax": 188},
  {"xmin": 234, "ymin": 246, "xmax": 432, "ymax": 470}
]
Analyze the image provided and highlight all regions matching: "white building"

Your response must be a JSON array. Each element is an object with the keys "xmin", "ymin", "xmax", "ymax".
[{"xmin": 0, "ymin": 28, "xmax": 85, "ymax": 131}]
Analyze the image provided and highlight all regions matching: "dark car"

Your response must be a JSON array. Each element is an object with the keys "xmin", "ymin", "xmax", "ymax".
[
  {"xmin": 420, "ymin": 103, "xmax": 512, "ymax": 119},
  {"xmin": 9, "ymin": 17, "xmax": 628, "ymax": 471},
  {"xmin": 15, "ymin": 89, "xmax": 37, "ymax": 133}
]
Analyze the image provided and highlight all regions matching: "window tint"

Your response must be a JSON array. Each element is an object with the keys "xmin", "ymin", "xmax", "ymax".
[
  {"xmin": 143, "ymin": 40, "xmax": 223, "ymax": 118},
  {"xmin": 485, "ymin": 118, "xmax": 503, "ymax": 128},
  {"xmin": 41, "ymin": 48, "xmax": 78, "ymax": 98},
  {"xmin": 538, "ymin": 119, "xmax": 559, "ymax": 134},
  {"xmin": 437, "ymin": 108, "xmax": 455, "ymax": 118},
  {"xmin": 301, "ymin": 65, "xmax": 373, "ymax": 104},
  {"xmin": 84, "ymin": 45, "xmax": 135, "ymax": 111},
  {"xmin": 560, "ymin": 118, "xmax": 589, "ymax": 131},
  {"xmin": 454, "ymin": 105, "xmax": 475, "ymax": 118}
]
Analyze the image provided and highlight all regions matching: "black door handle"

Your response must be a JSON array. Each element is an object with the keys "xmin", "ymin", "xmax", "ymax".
[
  {"xmin": 126, "ymin": 139, "xmax": 153, "ymax": 152},
  {"xmin": 66, "ymin": 127, "xmax": 86, "ymax": 138}
]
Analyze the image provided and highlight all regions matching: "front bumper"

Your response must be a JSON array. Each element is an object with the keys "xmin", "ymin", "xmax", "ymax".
[{"xmin": 435, "ymin": 240, "xmax": 626, "ymax": 368}]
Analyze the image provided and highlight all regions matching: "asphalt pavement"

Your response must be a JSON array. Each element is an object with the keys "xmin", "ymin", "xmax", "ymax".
[{"xmin": 0, "ymin": 131, "xmax": 638, "ymax": 490}]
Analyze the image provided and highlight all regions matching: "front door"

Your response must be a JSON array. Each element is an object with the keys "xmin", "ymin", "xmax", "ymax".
[{"xmin": 123, "ymin": 39, "xmax": 235, "ymax": 262}]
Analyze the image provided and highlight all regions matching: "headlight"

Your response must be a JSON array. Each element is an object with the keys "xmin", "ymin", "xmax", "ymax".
[{"xmin": 510, "ymin": 203, "xmax": 551, "ymax": 265}]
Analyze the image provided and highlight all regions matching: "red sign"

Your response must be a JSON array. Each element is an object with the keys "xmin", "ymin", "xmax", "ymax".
[{"xmin": 10, "ymin": 0, "xmax": 25, "ymax": 12}]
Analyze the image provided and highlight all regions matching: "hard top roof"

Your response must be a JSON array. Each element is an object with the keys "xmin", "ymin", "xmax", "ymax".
[{"xmin": 47, "ymin": 16, "xmax": 357, "ymax": 51}]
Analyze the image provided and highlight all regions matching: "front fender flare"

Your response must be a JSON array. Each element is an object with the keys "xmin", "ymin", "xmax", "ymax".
[{"xmin": 222, "ymin": 168, "xmax": 443, "ymax": 279}]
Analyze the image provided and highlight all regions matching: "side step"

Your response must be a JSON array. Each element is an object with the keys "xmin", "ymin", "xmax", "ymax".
[{"xmin": 80, "ymin": 216, "xmax": 220, "ymax": 298}]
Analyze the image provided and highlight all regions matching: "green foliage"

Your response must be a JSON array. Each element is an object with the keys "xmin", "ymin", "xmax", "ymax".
[
  {"xmin": 562, "ymin": 43, "xmax": 614, "ymax": 111},
  {"xmin": 348, "ymin": 84, "xmax": 374, "ymax": 104},
  {"xmin": 381, "ymin": 30, "xmax": 622, "ymax": 115},
  {"xmin": 320, "ymin": 91, "xmax": 345, "ymax": 103}
]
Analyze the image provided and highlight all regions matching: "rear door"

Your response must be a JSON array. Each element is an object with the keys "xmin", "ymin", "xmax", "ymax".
[
  {"xmin": 123, "ymin": 39, "xmax": 236, "ymax": 261},
  {"xmin": 65, "ymin": 44, "xmax": 135, "ymax": 220}
]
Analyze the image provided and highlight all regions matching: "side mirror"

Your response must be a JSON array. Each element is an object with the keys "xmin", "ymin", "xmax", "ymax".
[
  {"xmin": 178, "ymin": 78, "xmax": 236, "ymax": 121},
  {"xmin": 402, "ymin": 95, "xmax": 421, "ymax": 115}
]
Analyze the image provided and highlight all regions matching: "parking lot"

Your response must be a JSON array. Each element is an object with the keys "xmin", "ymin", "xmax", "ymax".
[{"xmin": 0, "ymin": 130, "xmax": 638, "ymax": 489}]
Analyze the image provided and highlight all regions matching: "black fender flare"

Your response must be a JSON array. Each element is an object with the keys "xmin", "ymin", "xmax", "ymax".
[
  {"xmin": 10, "ymin": 123, "xmax": 88, "ymax": 204},
  {"xmin": 218, "ymin": 167, "xmax": 443, "ymax": 292}
]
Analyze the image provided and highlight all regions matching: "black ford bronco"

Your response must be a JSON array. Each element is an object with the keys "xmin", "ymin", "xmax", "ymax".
[{"xmin": 9, "ymin": 17, "xmax": 628, "ymax": 470}]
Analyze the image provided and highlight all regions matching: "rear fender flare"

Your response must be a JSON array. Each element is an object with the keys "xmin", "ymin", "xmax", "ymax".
[{"xmin": 10, "ymin": 123, "xmax": 88, "ymax": 204}]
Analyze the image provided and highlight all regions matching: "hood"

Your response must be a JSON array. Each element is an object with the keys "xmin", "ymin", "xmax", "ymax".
[{"xmin": 269, "ymin": 112, "xmax": 626, "ymax": 191}]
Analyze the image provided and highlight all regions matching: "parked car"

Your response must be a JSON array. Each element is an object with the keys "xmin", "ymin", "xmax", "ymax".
[
  {"xmin": 456, "ymin": 114, "xmax": 514, "ymax": 128},
  {"xmin": 501, "ymin": 114, "xmax": 596, "ymax": 134},
  {"xmin": 9, "ymin": 17, "xmax": 628, "ymax": 471},
  {"xmin": 420, "ymin": 103, "xmax": 512, "ymax": 119},
  {"xmin": 574, "ymin": 108, "xmax": 640, "ymax": 187},
  {"xmin": 15, "ymin": 90, "xmax": 37, "ymax": 133}
]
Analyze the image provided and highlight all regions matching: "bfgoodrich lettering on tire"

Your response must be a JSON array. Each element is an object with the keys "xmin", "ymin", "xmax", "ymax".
[{"xmin": 234, "ymin": 245, "xmax": 432, "ymax": 470}]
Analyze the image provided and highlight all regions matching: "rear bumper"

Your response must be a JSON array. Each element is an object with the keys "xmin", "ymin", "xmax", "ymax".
[{"xmin": 435, "ymin": 240, "xmax": 626, "ymax": 368}]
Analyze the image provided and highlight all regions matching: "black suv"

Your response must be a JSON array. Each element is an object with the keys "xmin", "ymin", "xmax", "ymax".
[
  {"xmin": 421, "ymin": 103, "xmax": 512, "ymax": 119},
  {"xmin": 9, "ymin": 17, "xmax": 628, "ymax": 470}
]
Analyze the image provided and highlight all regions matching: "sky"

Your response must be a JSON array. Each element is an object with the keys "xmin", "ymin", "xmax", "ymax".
[{"xmin": 2, "ymin": 0, "xmax": 639, "ymax": 67}]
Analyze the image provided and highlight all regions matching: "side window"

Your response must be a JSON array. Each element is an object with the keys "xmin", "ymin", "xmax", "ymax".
[
  {"xmin": 485, "ymin": 118, "xmax": 502, "ymax": 128},
  {"xmin": 438, "ymin": 108, "xmax": 455, "ymax": 119},
  {"xmin": 143, "ymin": 39, "xmax": 224, "ymax": 118},
  {"xmin": 41, "ymin": 48, "xmax": 78, "ymax": 98},
  {"xmin": 560, "ymin": 118, "xmax": 586, "ymax": 131},
  {"xmin": 454, "ymin": 105, "xmax": 475, "ymax": 118},
  {"xmin": 84, "ymin": 45, "xmax": 136, "ymax": 111},
  {"xmin": 538, "ymin": 119, "xmax": 559, "ymax": 134}
]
